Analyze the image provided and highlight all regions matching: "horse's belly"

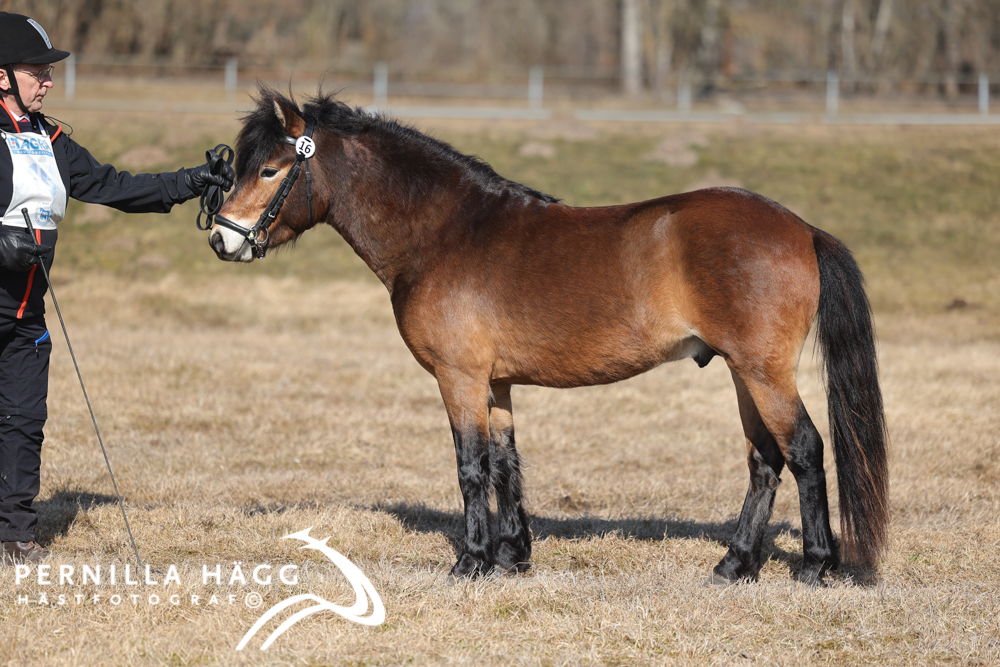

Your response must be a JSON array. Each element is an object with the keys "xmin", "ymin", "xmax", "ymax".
[{"xmin": 491, "ymin": 327, "xmax": 699, "ymax": 388}]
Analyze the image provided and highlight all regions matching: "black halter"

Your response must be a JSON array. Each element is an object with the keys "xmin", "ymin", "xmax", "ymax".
[{"xmin": 198, "ymin": 123, "xmax": 316, "ymax": 259}]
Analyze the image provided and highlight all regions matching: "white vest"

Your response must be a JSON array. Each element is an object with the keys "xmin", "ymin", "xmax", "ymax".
[{"xmin": 1, "ymin": 123, "xmax": 67, "ymax": 230}]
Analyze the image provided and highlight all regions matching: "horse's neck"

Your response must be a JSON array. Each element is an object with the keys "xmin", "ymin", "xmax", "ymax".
[{"xmin": 328, "ymin": 138, "xmax": 468, "ymax": 292}]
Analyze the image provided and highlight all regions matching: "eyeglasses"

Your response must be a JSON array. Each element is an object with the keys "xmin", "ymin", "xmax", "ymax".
[{"xmin": 13, "ymin": 66, "xmax": 55, "ymax": 83}]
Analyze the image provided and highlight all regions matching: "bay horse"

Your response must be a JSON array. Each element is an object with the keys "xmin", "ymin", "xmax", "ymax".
[{"xmin": 208, "ymin": 89, "xmax": 888, "ymax": 585}]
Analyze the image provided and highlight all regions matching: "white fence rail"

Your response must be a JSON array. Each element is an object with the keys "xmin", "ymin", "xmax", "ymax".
[{"xmin": 57, "ymin": 56, "xmax": 997, "ymax": 124}]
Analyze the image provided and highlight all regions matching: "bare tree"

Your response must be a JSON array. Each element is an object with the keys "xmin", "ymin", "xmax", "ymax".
[
  {"xmin": 0, "ymin": 0, "xmax": 992, "ymax": 98},
  {"xmin": 695, "ymin": 0, "xmax": 724, "ymax": 90},
  {"xmin": 645, "ymin": 0, "xmax": 676, "ymax": 95},
  {"xmin": 943, "ymin": 0, "xmax": 967, "ymax": 97},
  {"xmin": 841, "ymin": 0, "xmax": 859, "ymax": 81},
  {"xmin": 622, "ymin": 0, "xmax": 644, "ymax": 95},
  {"xmin": 870, "ymin": 0, "xmax": 893, "ymax": 71}
]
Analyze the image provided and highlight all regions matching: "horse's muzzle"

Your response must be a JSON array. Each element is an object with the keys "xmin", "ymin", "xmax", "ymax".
[{"xmin": 208, "ymin": 225, "xmax": 255, "ymax": 262}]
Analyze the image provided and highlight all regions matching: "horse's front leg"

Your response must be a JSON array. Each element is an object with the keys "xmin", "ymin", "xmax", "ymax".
[
  {"xmin": 437, "ymin": 371, "xmax": 494, "ymax": 577},
  {"xmin": 489, "ymin": 383, "xmax": 531, "ymax": 572}
]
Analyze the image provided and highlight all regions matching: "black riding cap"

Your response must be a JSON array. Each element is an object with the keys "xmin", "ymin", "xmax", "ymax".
[{"xmin": 0, "ymin": 13, "xmax": 70, "ymax": 65}]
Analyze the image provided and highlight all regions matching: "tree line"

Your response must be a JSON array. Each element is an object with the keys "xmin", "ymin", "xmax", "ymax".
[{"xmin": 3, "ymin": 0, "xmax": 998, "ymax": 95}]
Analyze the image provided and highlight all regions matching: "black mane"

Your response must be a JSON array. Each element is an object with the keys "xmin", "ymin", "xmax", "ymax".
[{"xmin": 235, "ymin": 87, "xmax": 559, "ymax": 204}]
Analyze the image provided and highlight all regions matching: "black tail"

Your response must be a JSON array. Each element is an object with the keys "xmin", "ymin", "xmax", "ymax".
[{"xmin": 813, "ymin": 230, "xmax": 889, "ymax": 566}]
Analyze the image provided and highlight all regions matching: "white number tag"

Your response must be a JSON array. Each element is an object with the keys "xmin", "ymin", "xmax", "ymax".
[{"xmin": 295, "ymin": 136, "xmax": 316, "ymax": 159}]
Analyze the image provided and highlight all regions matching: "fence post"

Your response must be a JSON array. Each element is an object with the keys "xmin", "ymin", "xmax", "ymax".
[
  {"xmin": 528, "ymin": 66, "xmax": 544, "ymax": 109},
  {"xmin": 65, "ymin": 53, "xmax": 76, "ymax": 101},
  {"xmin": 979, "ymin": 74, "xmax": 989, "ymax": 115},
  {"xmin": 373, "ymin": 63, "xmax": 388, "ymax": 108},
  {"xmin": 826, "ymin": 70, "xmax": 839, "ymax": 116},
  {"xmin": 225, "ymin": 58, "xmax": 238, "ymax": 100},
  {"xmin": 677, "ymin": 71, "xmax": 692, "ymax": 112}
]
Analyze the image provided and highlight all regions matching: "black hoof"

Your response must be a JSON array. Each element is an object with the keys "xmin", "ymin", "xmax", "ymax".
[
  {"xmin": 712, "ymin": 551, "xmax": 760, "ymax": 584},
  {"xmin": 497, "ymin": 560, "xmax": 531, "ymax": 575},
  {"xmin": 494, "ymin": 541, "xmax": 531, "ymax": 574},
  {"xmin": 796, "ymin": 564, "xmax": 831, "ymax": 587},
  {"xmin": 707, "ymin": 569, "xmax": 759, "ymax": 586},
  {"xmin": 705, "ymin": 572, "xmax": 738, "ymax": 586},
  {"xmin": 449, "ymin": 552, "xmax": 491, "ymax": 578}
]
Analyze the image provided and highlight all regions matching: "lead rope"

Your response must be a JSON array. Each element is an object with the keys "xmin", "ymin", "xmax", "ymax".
[
  {"xmin": 196, "ymin": 144, "xmax": 235, "ymax": 231},
  {"xmin": 21, "ymin": 208, "xmax": 149, "ymax": 571}
]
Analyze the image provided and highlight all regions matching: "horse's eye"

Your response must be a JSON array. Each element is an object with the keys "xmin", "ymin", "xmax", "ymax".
[{"xmin": 260, "ymin": 166, "xmax": 279, "ymax": 178}]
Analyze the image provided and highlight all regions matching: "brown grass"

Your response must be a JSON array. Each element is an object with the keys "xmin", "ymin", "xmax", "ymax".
[{"xmin": 0, "ymin": 99, "xmax": 998, "ymax": 666}]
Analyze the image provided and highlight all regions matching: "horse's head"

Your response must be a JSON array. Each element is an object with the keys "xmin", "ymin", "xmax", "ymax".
[{"xmin": 210, "ymin": 92, "xmax": 326, "ymax": 262}]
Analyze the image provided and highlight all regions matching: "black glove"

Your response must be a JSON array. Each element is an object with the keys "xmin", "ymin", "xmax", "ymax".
[
  {"xmin": 184, "ymin": 157, "xmax": 235, "ymax": 196},
  {"xmin": 0, "ymin": 225, "xmax": 51, "ymax": 272}
]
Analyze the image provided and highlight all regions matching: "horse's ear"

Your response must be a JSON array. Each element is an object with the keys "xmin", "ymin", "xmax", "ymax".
[{"xmin": 273, "ymin": 98, "xmax": 306, "ymax": 137}]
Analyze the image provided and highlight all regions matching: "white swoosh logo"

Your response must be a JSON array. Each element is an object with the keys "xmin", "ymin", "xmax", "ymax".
[{"xmin": 236, "ymin": 527, "xmax": 385, "ymax": 650}]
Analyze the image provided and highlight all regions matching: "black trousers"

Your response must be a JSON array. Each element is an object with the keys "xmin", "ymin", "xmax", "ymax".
[{"xmin": 0, "ymin": 316, "xmax": 49, "ymax": 543}]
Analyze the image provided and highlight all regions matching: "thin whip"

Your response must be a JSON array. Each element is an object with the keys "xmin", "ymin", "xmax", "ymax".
[{"xmin": 21, "ymin": 207, "xmax": 147, "ymax": 570}]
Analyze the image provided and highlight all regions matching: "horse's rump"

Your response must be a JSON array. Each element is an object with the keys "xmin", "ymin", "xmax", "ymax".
[{"xmin": 667, "ymin": 188, "xmax": 821, "ymax": 373}]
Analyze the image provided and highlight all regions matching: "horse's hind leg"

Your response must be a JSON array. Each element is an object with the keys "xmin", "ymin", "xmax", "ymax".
[
  {"xmin": 437, "ymin": 371, "xmax": 495, "ymax": 576},
  {"xmin": 711, "ymin": 371, "xmax": 786, "ymax": 583},
  {"xmin": 725, "ymin": 367, "xmax": 839, "ymax": 585},
  {"xmin": 489, "ymin": 383, "xmax": 531, "ymax": 572}
]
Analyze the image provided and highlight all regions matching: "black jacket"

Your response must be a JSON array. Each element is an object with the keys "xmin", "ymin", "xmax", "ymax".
[{"xmin": 0, "ymin": 107, "xmax": 196, "ymax": 321}]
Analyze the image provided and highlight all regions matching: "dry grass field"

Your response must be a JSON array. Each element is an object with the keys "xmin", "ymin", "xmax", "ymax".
[{"xmin": 0, "ymin": 98, "xmax": 998, "ymax": 665}]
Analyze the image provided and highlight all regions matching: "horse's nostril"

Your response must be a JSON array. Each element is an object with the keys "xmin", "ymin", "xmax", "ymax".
[{"xmin": 210, "ymin": 231, "xmax": 227, "ymax": 255}]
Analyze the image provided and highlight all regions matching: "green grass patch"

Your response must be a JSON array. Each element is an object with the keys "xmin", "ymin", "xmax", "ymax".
[{"xmin": 52, "ymin": 115, "xmax": 1000, "ymax": 317}]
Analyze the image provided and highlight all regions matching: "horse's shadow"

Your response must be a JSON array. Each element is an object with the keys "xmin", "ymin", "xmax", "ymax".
[
  {"xmin": 387, "ymin": 503, "xmax": 878, "ymax": 585},
  {"xmin": 33, "ymin": 489, "xmax": 120, "ymax": 546},
  {"xmin": 376, "ymin": 502, "xmax": 831, "ymax": 581}
]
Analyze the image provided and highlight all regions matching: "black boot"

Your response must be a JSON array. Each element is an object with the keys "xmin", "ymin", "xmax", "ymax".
[{"xmin": 1, "ymin": 541, "xmax": 49, "ymax": 563}]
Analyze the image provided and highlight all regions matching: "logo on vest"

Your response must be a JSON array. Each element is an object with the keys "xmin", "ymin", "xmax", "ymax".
[{"xmin": 7, "ymin": 135, "xmax": 54, "ymax": 157}]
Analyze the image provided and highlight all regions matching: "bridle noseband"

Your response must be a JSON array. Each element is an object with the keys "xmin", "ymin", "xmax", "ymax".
[{"xmin": 197, "ymin": 123, "xmax": 316, "ymax": 259}]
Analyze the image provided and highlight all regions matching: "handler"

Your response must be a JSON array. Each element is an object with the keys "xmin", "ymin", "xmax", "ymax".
[{"xmin": 0, "ymin": 13, "xmax": 234, "ymax": 563}]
